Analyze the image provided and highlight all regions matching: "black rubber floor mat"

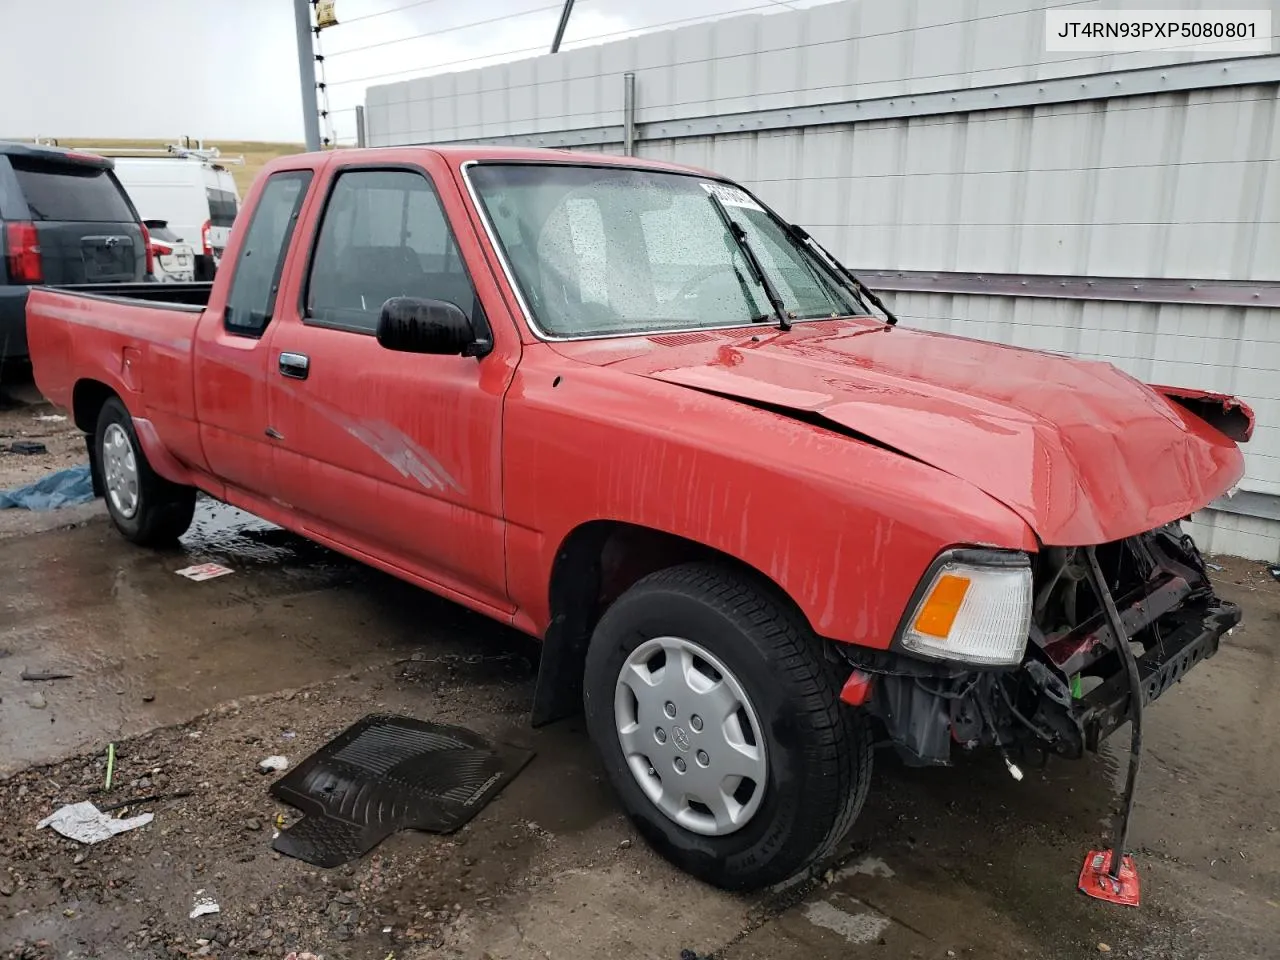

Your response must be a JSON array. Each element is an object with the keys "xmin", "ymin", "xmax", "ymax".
[{"xmin": 269, "ymin": 714, "xmax": 533, "ymax": 867}]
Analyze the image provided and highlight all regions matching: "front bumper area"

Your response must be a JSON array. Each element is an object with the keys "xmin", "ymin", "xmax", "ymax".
[
  {"xmin": 841, "ymin": 525, "xmax": 1237, "ymax": 766},
  {"xmin": 1077, "ymin": 597, "xmax": 1238, "ymax": 750}
]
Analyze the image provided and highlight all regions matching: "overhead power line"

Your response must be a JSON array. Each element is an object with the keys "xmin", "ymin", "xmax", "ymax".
[
  {"xmin": 328, "ymin": 0, "xmax": 1099, "ymax": 97},
  {"xmin": 328, "ymin": 0, "xmax": 789, "ymax": 85},
  {"xmin": 337, "ymin": 0, "xmax": 449, "ymax": 25},
  {"xmin": 325, "ymin": 3, "xmax": 567, "ymax": 58}
]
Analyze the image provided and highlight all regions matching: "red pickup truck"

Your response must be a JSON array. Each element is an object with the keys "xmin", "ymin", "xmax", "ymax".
[{"xmin": 27, "ymin": 147, "xmax": 1251, "ymax": 891}]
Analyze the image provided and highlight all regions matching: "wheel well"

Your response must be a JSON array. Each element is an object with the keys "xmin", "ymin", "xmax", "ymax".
[
  {"xmin": 72, "ymin": 379, "xmax": 117, "ymax": 434},
  {"xmin": 531, "ymin": 520, "xmax": 807, "ymax": 726},
  {"xmin": 71, "ymin": 380, "xmax": 118, "ymax": 499}
]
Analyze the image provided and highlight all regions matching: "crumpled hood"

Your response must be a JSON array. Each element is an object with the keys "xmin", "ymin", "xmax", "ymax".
[{"xmin": 552, "ymin": 320, "xmax": 1246, "ymax": 546}]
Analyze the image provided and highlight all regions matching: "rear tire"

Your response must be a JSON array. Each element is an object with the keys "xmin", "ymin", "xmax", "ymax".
[
  {"xmin": 94, "ymin": 397, "xmax": 196, "ymax": 546},
  {"xmin": 583, "ymin": 562, "xmax": 872, "ymax": 890}
]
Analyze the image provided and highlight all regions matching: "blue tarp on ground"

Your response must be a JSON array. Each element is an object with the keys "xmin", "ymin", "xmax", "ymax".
[{"xmin": 0, "ymin": 464, "xmax": 95, "ymax": 511}]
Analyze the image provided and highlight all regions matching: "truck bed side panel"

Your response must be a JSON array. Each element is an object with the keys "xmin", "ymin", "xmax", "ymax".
[{"xmin": 26, "ymin": 288, "xmax": 206, "ymax": 478}]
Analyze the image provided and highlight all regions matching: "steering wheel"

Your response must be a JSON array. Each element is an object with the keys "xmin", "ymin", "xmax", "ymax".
[{"xmin": 674, "ymin": 264, "xmax": 743, "ymax": 301}]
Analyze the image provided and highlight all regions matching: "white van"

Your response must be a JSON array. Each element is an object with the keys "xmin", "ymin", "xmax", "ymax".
[{"xmin": 110, "ymin": 155, "xmax": 240, "ymax": 279}]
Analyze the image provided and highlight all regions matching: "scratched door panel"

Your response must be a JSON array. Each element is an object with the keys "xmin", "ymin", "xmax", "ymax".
[{"xmin": 265, "ymin": 324, "xmax": 510, "ymax": 611}]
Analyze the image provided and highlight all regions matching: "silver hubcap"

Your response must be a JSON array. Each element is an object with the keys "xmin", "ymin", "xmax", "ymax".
[
  {"xmin": 102, "ymin": 423, "xmax": 140, "ymax": 519},
  {"xmin": 614, "ymin": 636, "xmax": 768, "ymax": 836}
]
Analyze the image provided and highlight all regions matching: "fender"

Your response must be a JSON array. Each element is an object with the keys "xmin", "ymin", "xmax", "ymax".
[
  {"xmin": 130, "ymin": 415, "xmax": 198, "ymax": 487},
  {"xmin": 1151, "ymin": 385, "xmax": 1254, "ymax": 444}
]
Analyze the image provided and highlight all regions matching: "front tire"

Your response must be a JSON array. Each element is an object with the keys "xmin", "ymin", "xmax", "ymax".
[
  {"xmin": 94, "ymin": 397, "xmax": 196, "ymax": 546},
  {"xmin": 583, "ymin": 563, "xmax": 872, "ymax": 890}
]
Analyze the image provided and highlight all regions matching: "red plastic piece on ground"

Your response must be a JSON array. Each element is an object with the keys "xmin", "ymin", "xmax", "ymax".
[
  {"xmin": 839, "ymin": 669, "xmax": 873, "ymax": 706},
  {"xmin": 1078, "ymin": 849, "xmax": 1141, "ymax": 907}
]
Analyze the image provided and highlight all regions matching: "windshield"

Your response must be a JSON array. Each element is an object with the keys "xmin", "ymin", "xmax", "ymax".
[{"xmin": 468, "ymin": 164, "xmax": 865, "ymax": 338}]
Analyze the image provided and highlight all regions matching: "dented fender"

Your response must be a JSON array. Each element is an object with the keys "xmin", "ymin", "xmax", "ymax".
[{"xmin": 502, "ymin": 343, "xmax": 1039, "ymax": 649}]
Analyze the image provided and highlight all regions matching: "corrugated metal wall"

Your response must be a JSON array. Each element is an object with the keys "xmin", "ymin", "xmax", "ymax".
[{"xmin": 366, "ymin": 0, "xmax": 1280, "ymax": 561}]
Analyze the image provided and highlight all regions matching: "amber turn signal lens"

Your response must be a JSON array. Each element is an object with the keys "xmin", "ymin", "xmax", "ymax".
[{"xmin": 912, "ymin": 573, "xmax": 971, "ymax": 638}]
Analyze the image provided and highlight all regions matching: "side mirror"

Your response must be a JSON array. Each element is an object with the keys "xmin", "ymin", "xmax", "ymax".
[{"xmin": 376, "ymin": 297, "xmax": 476, "ymax": 355}]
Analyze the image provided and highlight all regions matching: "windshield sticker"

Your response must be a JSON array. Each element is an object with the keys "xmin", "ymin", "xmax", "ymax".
[{"xmin": 701, "ymin": 182, "xmax": 764, "ymax": 212}]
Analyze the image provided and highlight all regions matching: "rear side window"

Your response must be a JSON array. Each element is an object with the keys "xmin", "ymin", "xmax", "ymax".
[
  {"xmin": 305, "ymin": 168, "xmax": 476, "ymax": 334},
  {"xmin": 207, "ymin": 188, "xmax": 238, "ymax": 228},
  {"xmin": 145, "ymin": 223, "xmax": 182, "ymax": 243},
  {"xmin": 224, "ymin": 171, "xmax": 311, "ymax": 337},
  {"xmin": 11, "ymin": 159, "xmax": 135, "ymax": 222}
]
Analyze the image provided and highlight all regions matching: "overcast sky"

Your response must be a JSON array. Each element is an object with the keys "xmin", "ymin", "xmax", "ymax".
[{"xmin": 0, "ymin": 0, "xmax": 834, "ymax": 145}]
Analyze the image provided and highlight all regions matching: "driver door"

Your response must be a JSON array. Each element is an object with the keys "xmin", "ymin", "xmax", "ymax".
[{"xmin": 264, "ymin": 158, "xmax": 518, "ymax": 614}]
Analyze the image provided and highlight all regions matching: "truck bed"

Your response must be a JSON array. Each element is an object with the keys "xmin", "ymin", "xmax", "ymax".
[
  {"xmin": 48, "ymin": 282, "xmax": 214, "ymax": 310},
  {"xmin": 25, "ymin": 285, "xmax": 208, "ymax": 441}
]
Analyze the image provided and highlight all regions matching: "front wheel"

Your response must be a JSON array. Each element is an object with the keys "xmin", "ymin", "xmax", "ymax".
[
  {"xmin": 94, "ymin": 397, "xmax": 196, "ymax": 546},
  {"xmin": 583, "ymin": 563, "xmax": 873, "ymax": 890}
]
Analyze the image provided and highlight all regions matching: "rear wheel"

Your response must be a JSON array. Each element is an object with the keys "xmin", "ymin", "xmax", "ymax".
[
  {"xmin": 94, "ymin": 397, "xmax": 196, "ymax": 545},
  {"xmin": 583, "ymin": 562, "xmax": 872, "ymax": 890}
]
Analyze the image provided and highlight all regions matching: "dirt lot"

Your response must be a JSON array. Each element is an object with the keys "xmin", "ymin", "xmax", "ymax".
[
  {"xmin": 0, "ymin": 454, "xmax": 1278, "ymax": 957},
  {"xmin": 0, "ymin": 388, "xmax": 84, "ymax": 486}
]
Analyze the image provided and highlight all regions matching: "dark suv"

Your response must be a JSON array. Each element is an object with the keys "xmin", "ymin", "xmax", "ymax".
[{"xmin": 1, "ymin": 143, "xmax": 147, "ymax": 362}]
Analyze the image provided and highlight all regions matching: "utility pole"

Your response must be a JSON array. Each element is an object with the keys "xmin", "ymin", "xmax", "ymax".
[
  {"xmin": 550, "ymin": 0, "xmax": 576, "ymax": 53},
  {"xmin": 293, "ymin": 0, "xmax": 322, "ymax": 151}
]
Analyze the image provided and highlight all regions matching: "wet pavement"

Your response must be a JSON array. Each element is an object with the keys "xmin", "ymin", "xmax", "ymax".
[{"xmin": 0, "ymin": 501, "xmax": 1277, "ymax": 959}]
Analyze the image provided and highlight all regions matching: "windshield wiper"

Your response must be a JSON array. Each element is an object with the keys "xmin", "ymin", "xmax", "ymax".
[
  {"xmin": 707, "ymin": 191, "xmax": 792, "ymax": 332},
  {"xmin": 787, "ymin": 224, "xmax": 899, "ymax": 326}
]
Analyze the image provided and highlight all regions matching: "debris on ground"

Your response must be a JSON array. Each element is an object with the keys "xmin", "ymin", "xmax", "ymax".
[
  {"xmin": 20, "ymin": 668, "xmax": 74, "ymax": 681},
  {"xmin": 258, "ymin": 755, "xmax": 290, "ymax": 774},
  {"xmin": 189, "ymin": 889, "xmax": 221, "ymax": 919},
  {"xmin": 33, "ymin": 413, "xmax": 67, "ymax": 423},
  {"xmin": 176, "ymin": 562, "xmax": 235, "ymax": 582},
  {"xmin": 99, "ymin": 790, "xmax": 192, "ymax": 812},
  {"xmin": 270, "ymin": 714, "xmax": 533, "ymax": 868},
  {"xmin": 37, "ymin": 801, "xmax": 154, "ymax": 844},
  {"xmin": 27, "ymin": 691, "xmax": 47, "ymax": 709},
  {"xmin": 1268, "ymin": 565, "xmax": 1280, "ymax": 581},
  {"xmin": 1206, "ymin": 561, "xmax": 1224, "ymax": 571},
  {"xmin": 7, "ymin": 440, "xmax": 48, "ymax": 455},
  {"xmin": 0, "ymin": 463, "xmax": 93, "ymax": 509}
]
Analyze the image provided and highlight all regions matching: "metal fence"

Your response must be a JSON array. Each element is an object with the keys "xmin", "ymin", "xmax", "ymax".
[{"xmin": 366, "ymin": 0, "xmax": 1280, "ymax": 561}]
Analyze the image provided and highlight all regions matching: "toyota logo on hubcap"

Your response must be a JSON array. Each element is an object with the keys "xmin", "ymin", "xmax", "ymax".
[{"xmin": 672, "ymin": 725, "xmax": 691, "ymax": 752}]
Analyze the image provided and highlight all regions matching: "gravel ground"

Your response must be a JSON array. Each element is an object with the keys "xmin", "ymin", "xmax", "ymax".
[{"xmin": 0, "ymin": 662, "xmax": 569, "ymax": 960}]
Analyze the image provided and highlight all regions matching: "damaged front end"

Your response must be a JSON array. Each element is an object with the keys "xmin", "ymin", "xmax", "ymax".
[{"xmin": 842, "ymin": 526, "xmax": 1240, "ymax": 767}]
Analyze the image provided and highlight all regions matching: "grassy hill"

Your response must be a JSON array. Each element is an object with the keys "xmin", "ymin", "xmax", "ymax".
[{"xmin": 53, "ymin": 139, "xmax": 305, "ymax": 196}]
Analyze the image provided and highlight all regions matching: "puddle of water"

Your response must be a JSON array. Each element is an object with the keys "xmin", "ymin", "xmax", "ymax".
[
  {"xmin": 492, "ymin": 718, "xmax": 618, "ymax": 836},
  {"xmin": 0, "ymin": 502, "xmax": 427, "ymax": 775}
]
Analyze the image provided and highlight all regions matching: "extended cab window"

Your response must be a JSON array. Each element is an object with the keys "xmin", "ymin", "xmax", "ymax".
[
  {"xmin": 306, "ymin": 169, "xmax": 477, "ymax": 334},
  {"xmin": 223, "ymin": 171, "xmax": 311, "ymax": 336}
]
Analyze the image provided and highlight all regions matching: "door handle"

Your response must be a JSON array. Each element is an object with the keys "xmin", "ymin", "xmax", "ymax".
[{"xmin": 278, "ymin": 352, "xmax": 310, "ymax": 380}]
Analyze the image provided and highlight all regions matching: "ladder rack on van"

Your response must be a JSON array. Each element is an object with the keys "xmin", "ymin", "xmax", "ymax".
[{"xmin": 30, "ymin": 139, "xmax": 244, "ymax": 166}]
